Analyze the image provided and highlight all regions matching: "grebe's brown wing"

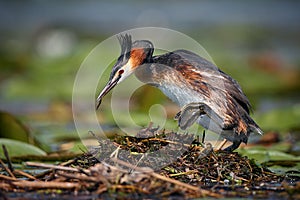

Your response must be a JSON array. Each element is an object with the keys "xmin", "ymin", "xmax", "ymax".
[{"xmin": 161, "ymin": 49, "xmax": 252, "ymax": 114}]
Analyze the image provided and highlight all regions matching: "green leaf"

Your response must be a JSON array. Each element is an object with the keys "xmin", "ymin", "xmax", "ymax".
[
  {"xmin": 0, "ymin": 111, "xmax": 31, "ymax": 143},
  {"xmin": 0, "ymin": 139, "xmax": 46, "ymax": 159},
  {"xmin": 237, "ymin": 148, "xmax": 300, "ymax": 164},
  {"xmin": 267, "ymin": 163, "xmax": 300, "ymax": 175}
]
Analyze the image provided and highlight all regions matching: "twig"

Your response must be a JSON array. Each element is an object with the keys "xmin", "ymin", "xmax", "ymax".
[
  {"xmin": 2, "ymin": 145, "xmax": 14, "ymax": 174},
  {"xmin": 0, "ymin": 174, "xmax": 17, "ymax": 181},
  {"xmin": 150, "ymin": 138, "xmax": 191, "ymax": 148},
  {"xmin": 169, "ymin": 170, "xmax": 198, "ymax": 177},
  {"xmin": 60, "ymin": 158, "xmax": 76, "ymax": 166},
  {"xmin": 25, "ymin": 162, "xmax": 89, "ymax": 174},
  {"xmin": 12, "ymin": 180, "xmax": 79, "ymax": 189},
  {"xmin": 0, "ymin": 158, "xmax": 15, "ymax": 179},
  {"xmin": 246, "ymin": 159, "xmax": 253, "ymax": 181},
  {"xmin": 57, "ymin": 171, "xmax": 110, "ymax": 187},
  {"xmin": 34, "ymin": 158, "xmax": 78, "ymax": 178},
  {"xmin": 110, "ymin": 157, "xmax": 222, "ymax": 197},
  {"xmin": 13, "ymin": 169, "xmax": 36, "ymax": 180},
  {"xmin": 56, "ymin": 171, "xmax": 97, "ymax": 182}
]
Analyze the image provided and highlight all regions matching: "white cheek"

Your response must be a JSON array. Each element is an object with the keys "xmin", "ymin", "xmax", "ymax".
[
  {"xmin": 119, "ymin": 73, "xmax": 128, "ymax": 82},
  {"xmin": 118, "ymin": 65, "xmax": 133, "ymax": 83}
]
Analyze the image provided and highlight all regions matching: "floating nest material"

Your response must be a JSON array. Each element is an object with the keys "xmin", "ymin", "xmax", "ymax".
[{"xmin": 0, "ymin": 125, "xmax": 299, "ymax": 199}]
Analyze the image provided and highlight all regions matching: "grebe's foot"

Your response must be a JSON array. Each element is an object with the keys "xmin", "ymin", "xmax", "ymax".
[
  {"xmin": 175, "ymin": 102, "xmax": 223, "ymax": 130},
  {"xmin": 175, "ymin": 103, "xmax": 204, "ymax": 130}
]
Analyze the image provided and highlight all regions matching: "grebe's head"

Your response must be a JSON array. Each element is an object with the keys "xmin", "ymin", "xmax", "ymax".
[{"xmin": 96, "ymin": 34, "xmax": 153, "ymax": 109}]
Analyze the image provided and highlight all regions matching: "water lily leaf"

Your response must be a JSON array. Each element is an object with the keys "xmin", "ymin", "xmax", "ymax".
[
  {"xmin": 267, "ymin": 163, "xmax": 300, "ymax": 175},
  {"xmin": 0, "ymin": 111, "xmax": 32, "ymax": 143},
  {"xmin": 0, "ymin": 138, "xmax": 46, "ymax": 159},
  {"xmin": 237, "ymin": 148, "xmax": 300, "ymax": 164}
]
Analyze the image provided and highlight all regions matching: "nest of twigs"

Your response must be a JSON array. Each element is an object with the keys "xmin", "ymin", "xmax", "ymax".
[{"xmin": 1, "ymin": 125, "xmax": 298, "ymax": 199}]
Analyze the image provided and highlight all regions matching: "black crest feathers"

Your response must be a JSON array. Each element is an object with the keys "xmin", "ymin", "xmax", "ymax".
[{"xmin": 117, "ymin": 34, "xmax": 132, "ymax": 60}]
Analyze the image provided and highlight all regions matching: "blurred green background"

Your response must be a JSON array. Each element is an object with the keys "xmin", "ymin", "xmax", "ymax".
[{"xmin": 0, "ymin": 0, "xmax": 299, "ymax": 158}]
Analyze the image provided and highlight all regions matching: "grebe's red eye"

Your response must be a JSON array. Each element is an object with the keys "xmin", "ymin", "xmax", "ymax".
[{"xmin": 118, "ymin": 69, "xmax": 124, "ymax": 75}]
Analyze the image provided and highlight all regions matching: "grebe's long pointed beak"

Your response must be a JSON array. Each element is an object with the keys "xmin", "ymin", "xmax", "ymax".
[{"xmin": 96, "ymin": 75, "xmax": 121, "ymax": 109}]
